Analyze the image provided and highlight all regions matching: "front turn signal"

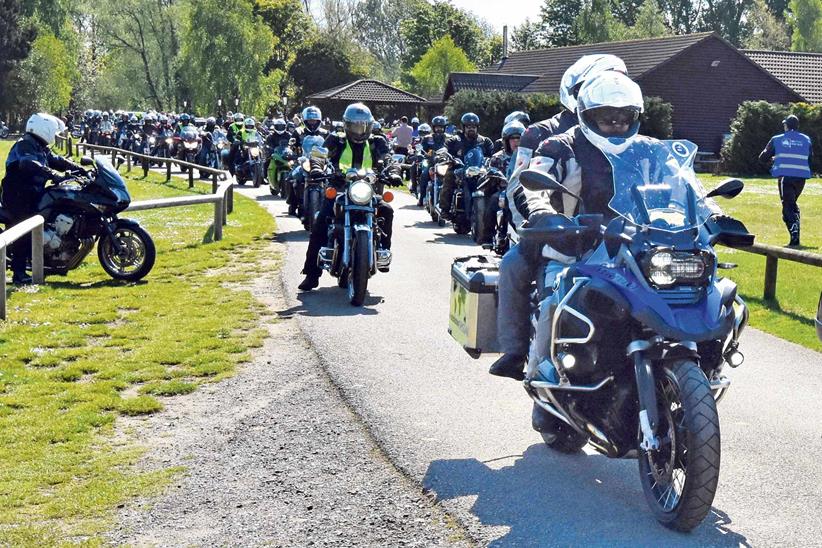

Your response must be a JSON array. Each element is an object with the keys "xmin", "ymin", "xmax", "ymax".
[
  {"xmin": 382, "ymin": 191, "xmax": 394, "ymax": 203},
  {"xmin": 325, "ymin": 187, "xmax": 338, "ymax": 199}
]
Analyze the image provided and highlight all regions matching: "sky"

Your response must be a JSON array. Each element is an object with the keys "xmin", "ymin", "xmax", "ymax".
[{"xmin": 448, "ymin": 0, "xmax": 545, "ymax": 32}]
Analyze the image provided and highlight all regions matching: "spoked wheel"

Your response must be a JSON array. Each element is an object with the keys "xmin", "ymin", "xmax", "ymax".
[
  {"xmin": 347, "ymin": 230, "xmax": 370, "ymax": 306},
  {"xmin": 97, "ymin": 224, "xmax": 156, "ymax": 281},
  {"xmin": 638, "ymin": 360, "xmax": 720, "ymax": 532}
]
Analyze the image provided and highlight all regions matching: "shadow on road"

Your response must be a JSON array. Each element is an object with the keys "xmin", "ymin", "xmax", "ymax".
[
  {"xmin": 426, "ymin": 232, "xmax": 477, "ymax": 247},
  {"xmin": 423, "ymin": 444, "xmax": 749, "ymax": 547},
  {"xmin": 277, "ymin": 289, "xmax": 381, "ymax": 318},
  {"xmin": 274, "ymin": 229, "xmax": 309, "ymax": 244}
]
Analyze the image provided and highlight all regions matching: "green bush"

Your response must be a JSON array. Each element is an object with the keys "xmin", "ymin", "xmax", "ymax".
[
  {"xmin": 443, "ymin": 90, "xmax": 672, "ymax": 141},
  {"xmin": 720, "ymin": 100, "xmax": 822, "ymax": 175}
]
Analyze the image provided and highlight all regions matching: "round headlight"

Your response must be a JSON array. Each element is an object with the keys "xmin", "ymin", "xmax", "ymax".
[
  {"xmin": 436, "ymin": 163, "xmax": 448, "ymax": 177},
  {"xmin": 349, "ymin": 181, "xmax": 373, "ymax": 205}
]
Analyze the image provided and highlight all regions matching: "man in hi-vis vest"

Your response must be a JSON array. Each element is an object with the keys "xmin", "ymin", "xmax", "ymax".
[
  {"xmin": 759, "ymin": 114, "xmax": 812, "ymax": 247},
  {"xmin": 298, "ymin": 102, "xmax": 402, "ymax": 291}
]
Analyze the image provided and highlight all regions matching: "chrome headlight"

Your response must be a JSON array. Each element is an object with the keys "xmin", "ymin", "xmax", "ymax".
[
  {"xmin": 643, "ymin": 250, "xmax": 710, "ymax": 288},
  {"xmin": 149, "ymin": 136, "xmax": 156, "ymax": 145},
  {"xmin": 165, "ymin": 138, "xmax": 174, "ymax": 145},
  {"xmin": 248, "ymin": 146, "xmax": 259, "ymax": 158},
  {"xmin": 435, "ymin": 163, "xmax": 448, "ymax": 177},
  {"xmin": 348, "ymin": 181, "xmax": 373, "ymax": 205},
  {"xmin": 184, "ymin": 141, "xmax": 198, "ymax": 149}
]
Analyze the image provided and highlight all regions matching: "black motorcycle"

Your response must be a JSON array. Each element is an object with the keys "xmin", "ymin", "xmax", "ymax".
[
  {"xmin": 470, "ymin": 165, "xmax": 507, "ymax": 245},
  {"xmin": 318, "ymin": 168, "xmax": 395, "ymax": 306},
  {"xmin": 0, "ymin": 157, "xmax": 156, "ymax": 281}
]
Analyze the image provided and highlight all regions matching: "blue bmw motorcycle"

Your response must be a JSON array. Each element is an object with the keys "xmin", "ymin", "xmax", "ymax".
[{"xmin": 518, "ymin": 139, "xmax": 752, "ymax": 531}]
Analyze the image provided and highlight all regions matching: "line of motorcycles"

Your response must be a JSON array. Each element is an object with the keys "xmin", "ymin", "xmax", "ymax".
[{"xmin": 402, "ymin": 142, "xmax": 513, "ymax": 255}]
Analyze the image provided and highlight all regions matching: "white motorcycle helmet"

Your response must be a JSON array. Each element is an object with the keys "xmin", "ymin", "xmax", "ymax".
[
  {"xmin": 559, "ymin": 54, "xmax": 628, "ymax": 112},
  {"xmin": 577, "ymin": 71, "xmax": 643, "ymax": 155},
  {"xmin": 26, "ymin": 113, "xmax": 65, "ymax": 146}
]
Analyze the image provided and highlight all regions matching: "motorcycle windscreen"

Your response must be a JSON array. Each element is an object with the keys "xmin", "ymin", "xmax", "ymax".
[
  {"xmin": 604, "ymin": 139, "xmax": 714, "ymax": 233},
  {"xmin": 95, "ymin": 158, "xmax": 131, "ymax": 206},
  {"xmin": 301, "ymin": 135, "xmax": 324, "ymax": 158},
  {"xmin": 182, "ymin": 128, "xmax": 198, "ymax": 141},
  {"xmin": 464, "ymin": 146, "xmax": 485, "ymax": 168}
]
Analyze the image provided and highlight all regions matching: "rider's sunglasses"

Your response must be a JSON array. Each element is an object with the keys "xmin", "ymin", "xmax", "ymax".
[{"xmin": 589, "ymin": 107, "xmax": 639, "ymax": 127}]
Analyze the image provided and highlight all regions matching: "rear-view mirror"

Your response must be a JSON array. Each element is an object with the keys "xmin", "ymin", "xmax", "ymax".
[
  {"xmin": 706, "ymin": 178, "xmax": 744, "ymax": 199},
  {"xmin": 80, "ymin": 156, "xmax": 95, "ymax": 166}
]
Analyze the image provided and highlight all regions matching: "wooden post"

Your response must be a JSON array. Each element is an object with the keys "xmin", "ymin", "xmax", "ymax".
[
  {"xmin": 90, "ymin": 147, "xmax": 95, "ymax": 159},
  {"xmin": 126, "ymin": 153, "xmax": 132, "ymax": 172},
  {"xmin": 764, "ymin": 254, "xmax": 778, "ymax": 301},
  {"xmin": 143, "ymin": 158, "xmax": 149, "ymax": 178},
  {"xmin": 212, "ymin": 172, "xmax": 218, "ymax": 194},
  {"xmin": 166, "ymin": 160, "xmax": 171, "ymax": 181},
  {"xmin": 1, "ymin": 250, "xmax": 6, "ymax": 320},
  {"xmin": 214, "ymin": 200, "xmax": 223, "ymax": 241},
  {"xmin": 188, "ymin": 167, "xmax": 194, "ymax": 189},
  {"xmin": 111, "ymin": 148, "xmax": 117, "ymax": 165},
  {"xmin": 227, "ymin": 185, "xmax": 233, "ymax": 214},
  {"xmin": 31, "ymin": 223, "xmax": 44, "ymax": 285}
]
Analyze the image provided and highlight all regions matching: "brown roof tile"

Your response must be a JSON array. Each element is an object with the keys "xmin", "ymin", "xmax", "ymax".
[
  {"xmin": 307, "ymin": 79, "xmax": 426, "ymax": 103},
  {"xmin": 484, "ymin": 32, "xmax": 714, "ymax": 93},
  {"xmin": 447, "ymin": 72, "xmax": 540, "ymax": 94},
  {"xmin": 744, "ymin": 50, "xmax": 822, "ymax": 104}
]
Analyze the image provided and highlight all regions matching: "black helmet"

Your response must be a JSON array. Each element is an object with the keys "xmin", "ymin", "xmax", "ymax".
[
  {"xmin": 180, "ymin": 113, "xmax": 191, "ymax": 125},
  {"xmin": 461, "ymin": 112, "xmax": 480, "ymax": 127},
  {"xmin": 432, "ymin": 115, "xmax": 447, "ymax": 128},
  {"xmin": 342, "ymin": 102, "xmax": 374, "ymax": 143},
  {"xmin": 783, "ymin": 114, "xmax": 799, "ymax": 130},
  {"xmin": 272, "ymin": 118, "xmax": 287, "ymax": 134},
  {"xmin": 504, "ymin": 111, "xmax": 530, "ymax": 126}
]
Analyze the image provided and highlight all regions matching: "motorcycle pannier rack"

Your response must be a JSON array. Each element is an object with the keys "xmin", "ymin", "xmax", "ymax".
[{"xmin": 449, "ymin": 255, "xmax": 501, "ymax": 358}]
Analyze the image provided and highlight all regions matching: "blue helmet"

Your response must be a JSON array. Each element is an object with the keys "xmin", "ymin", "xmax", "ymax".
[
  {"xmin": 302, "ymin": 105, "xmax": 322, "ymax": 131},
  {"xmin": 461, "ymin": 112, "xmax": 480, "ymax": 126},
  {"xmin": 501, "ymin": 120, "xmax": 525, "ymax": 140},
  {"xmin": 504, "ymin": 111, "xmax": 530, "ymax": 126},
  {"xmin": 432, "ymin": 115, "xmax": 447, "ymax": 128}
]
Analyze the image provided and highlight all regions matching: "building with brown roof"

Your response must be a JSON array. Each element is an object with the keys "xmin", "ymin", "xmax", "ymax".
[
  {"xmin": 745, "ymin": 50, "xmax": 822, "ymax": 104},
  {"xmin": 306, "ymin": 79, "xmax": 426, "ymax": 121},
  {"xmin": 451, "ymin": 32, "xmax": 803, "ymax": 153}
]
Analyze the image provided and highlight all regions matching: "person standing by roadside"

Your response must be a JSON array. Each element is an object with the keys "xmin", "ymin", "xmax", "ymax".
[
  {"xmin": 392, "ymin": 116, "xmax": 413, "ymax": 154},
  {"xmin": 759, "ymin": 114, "xmax": 812, "ymax": 247}
]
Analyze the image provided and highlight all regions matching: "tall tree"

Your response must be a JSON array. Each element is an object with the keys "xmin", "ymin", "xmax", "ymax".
[
  {"xmin": 539, "ymin": 0, "xmax": 583, "ymax": 46},
  {"xmin": 788, "ymin": 0, "xmax": 822, "ymax": 50},
  {"xmin": 10, "ymin": 32, "xmax": 77, "ymax": 114},
  {"xmin": 409, "ymin": 35, "xmax": 475, "ymax": 97},
  {"xmin": 352, "ymin": 0, "xmax": 424, "ymax": 81},
  {"xmin": 702, "ymin": 0, "xmax": 753, "ymax": 45},
  {"xmin": 288, "ymin": 34, "xmax": 366, "ymax": 102},
  {"xmin": 255, "ymin": 0, "xmax": 314, "ymax": 75},
  {"xmin": 657, "ymin": 0, "xmax": 702, "ymax": 33},
  {"xmin": 0, "ymin": 0, "xmax": 37, "ymax": 99},
  {"xmin": 612, "ymin": 0, "xmax": 647, "ymax": 25},
  {"xmin": 400, "ymin": 1, "xmax": 498, "ymax": 70},
  {"xmin": 744, "ymin": 0, "xmax": 790, "ymax": 49},
  {"xmin": 511, "ymin": 18, "xmax": 547, "ymax": 51},
  {"xmin": 624, "ymin": 0, "xmax": 671, "ymax": 38},
  {"xmin": 181, "ymin": 0, "xmax": 276, "ymax": 115},
  {"xmin": 575, "ymin": 0, "xmax": 627, "ymax": 43}
]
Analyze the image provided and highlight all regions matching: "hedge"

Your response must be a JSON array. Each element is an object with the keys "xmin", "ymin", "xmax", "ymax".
[
  {"xmin": 442, "ymin": 90, "xmax": 672, "ymax": 141},
  {"xmin": 720, "ymin": 101, "xmax": 822, "ymax": 176}
]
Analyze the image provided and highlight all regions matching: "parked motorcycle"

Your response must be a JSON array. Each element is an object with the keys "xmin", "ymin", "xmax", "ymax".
[
  {"xmin": 470, "ymin": 165, "xmax": 507, "ymax": 245},
  {"xmin": 0, "ymin": 157, "xmax": 156, "ymax": 281},
  {"xmin": 0, "ymin": 120, "xmax": 9, "ymax": 139},
  {"xmin": 488, "ymin": 139, "xmax": 751, "ymax": 531},
  {"xmin": 318, "ymin": 167, "xmax": 395, "ymax": 306}
]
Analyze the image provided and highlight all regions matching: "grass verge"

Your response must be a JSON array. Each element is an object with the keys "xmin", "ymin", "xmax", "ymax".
[
  {"xmin": 701, "ymin": 174, "xmax": 820, "ymax": 350},
  {"xmin": 0, "ymin": 140, "xmax": 277, "ymax": 543}
]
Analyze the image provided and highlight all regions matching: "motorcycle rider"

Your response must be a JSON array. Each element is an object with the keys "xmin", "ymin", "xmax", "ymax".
[
  {"xmin": 481, "ymin": 120, "xmax": 525, "ymax": 243},
  {"xmin": 99, "ymin": 112, "xmax": 114, "ymax": 145},
  {"xmin": 227, "ymin": 112, "xmax": 244, "ymax": 143},
  {"xmin": 411, "ymin": 116, "xmax": 421, "ymax": 138},
  {"xmin": 196, "ymin": 117, "xmax": 219, "ymax": 177},
  {"xmin": 298, "ymin": 102, "xmax": 402, "ymax": 291},
  {"xmin": 437, "ymin": 112, "xmax": 495, "ymax": 219},
  {"xmin": 226, "ymin": 113, "xmax": 248, "ymax": 176},
  {"xmin": 296, "ymin": 106, "xmax": 328, "ymax": 150},
  {"xmin": 509, "ymin": 54, "xmax": 628, "ymax": 230},
  {"xmin": 1, "ymin": 113, "xmax": 86, "ymax": 285},
  {"xmin": 417, "ymin": 116, "xmax": 449, "ymax": 207},
  {"xmin": 489, "ymin": 70, "xmax": 649, "ymax": 381},
  {"xmin": 265, "ymin": 118, "xmax": 295, "ymax": 189}
]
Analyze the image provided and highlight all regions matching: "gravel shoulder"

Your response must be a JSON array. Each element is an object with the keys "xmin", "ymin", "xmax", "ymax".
[{"xmin": 107, "ymin": 238, "xmax": 471, "ymax": 547}]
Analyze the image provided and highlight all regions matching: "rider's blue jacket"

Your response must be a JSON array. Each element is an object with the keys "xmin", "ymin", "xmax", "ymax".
[
  {"xmin": 1, "ymin": 134, "xmax": 79, "ymax": 213},
  {"xmin": 759, "ymin": 130, "xmax": 812, "ymax": 179}
]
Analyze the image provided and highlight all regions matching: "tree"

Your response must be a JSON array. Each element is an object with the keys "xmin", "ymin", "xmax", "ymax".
[
  {"xmin": 658, "ymin": 0, "xmax": 702, "ymax": 33},
  {"xmin": 288, "ymin": 34, "xmax": 365, "ymax": 102},
  {"xmin": 702, "ymin": 0, "xmax": 753, "ymax": 45},
  {"xmin": 10, "ymin": 32, "xmax": 77, "ymax": 114},
  {"xmin": 255, "ymin": 0, "xmax": 315, "ymax": 75},
  {"xmin": 181, "ymin": 0, "xmax": 277, "ymax": 115},
  {"xmin": 624, "ymin": 0, "xmax": 671, "ymax": 38},
  {"xmin": 410, "ymin": 36, "xmax": 475, "ymax": 97},
  {"xmin": 511, "ymin": 18, "xmax": 547, "ymax": 51},
  {"xmin": 744, "ymin": 0, "xmax": 790, "ymax": 49},
  {"xmin": 787, "ymin": 0, "xmax": 822, "ymax": 50},
  {"xmin": 539, "ymin": 0, "xmax": 583, "ymax": 46},
  {"xmin": 400, "ymin": 1, "xmax": 498, "ymax": 70},
  {"xmin": 98, "ymin": 0, "xmax": 182, "ymax": 111},
  {"xmin": 575, "ymin": 0, "xmax": 627, "ymax": 43},
  {"xmin": 0, "ymin": 0, "xmax": 37, "ymax": 97},
  {"xmin": 352, "ymin": 0, "xmax": 424, "ymax": 81},
  {"xmin": 612, "ymin": 0, "xmax": 647, "ymax": 25}
]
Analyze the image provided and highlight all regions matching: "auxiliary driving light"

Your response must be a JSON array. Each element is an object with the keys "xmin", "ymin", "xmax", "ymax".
[
  {"xmin": 726, "ymin": 351, "xmax": 744, "ymax": 368},
  {"xmin": 559, "ymin": 353, "xmax": 576, "ymax": 370}
]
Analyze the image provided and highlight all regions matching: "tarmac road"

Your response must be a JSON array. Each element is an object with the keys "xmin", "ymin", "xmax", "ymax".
[{"xmin": 238, "ymin": 181, "xmax": 821, "ymax": 547}]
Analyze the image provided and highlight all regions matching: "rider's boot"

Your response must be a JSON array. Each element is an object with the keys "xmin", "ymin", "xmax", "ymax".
[
  {"xmin": 298, "ymin": 274, "xmax": 320, "ymax": 291},
  {"xmin": 488, "ymin": 353, "xmax": 525, "ymax": 381}
]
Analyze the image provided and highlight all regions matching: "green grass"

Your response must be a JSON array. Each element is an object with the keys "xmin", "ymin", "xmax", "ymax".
[
  {"xmin": 701, "ymin": 174, "xmax": 821, "ymax": 350},
  {"xmin": 0, "ymin": 141, "xmax": 277, "ymax": 543}
]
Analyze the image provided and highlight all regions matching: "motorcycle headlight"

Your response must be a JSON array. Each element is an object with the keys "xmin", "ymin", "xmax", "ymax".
[
  {"xmin": 348, "ymin": 181, "xmax": 373, "ymax": 205},
  {"xmin": 248, "ymin": 146, "xmax": 259, "ymax": 158},
  {"xmin": 302, "ymin": 159, "xmax": 311, "ymax": 172},
  {"xmin": 466, "ymin": 166, "xmax": 481, "ymax": 177},
  {"xmin": 149, "ymin": 137, "xmax": 156, "ymax": 145},
  {"xmin": 435, "ymin": 163, "xmax": 448, "ymax": 177},
  {"xmin": 165, "ymin": 138, "xmax": 174, "ymax": 145},
  {"xmin": 184, "ymin": 141, "xmax": 197, "ymax": 149},
  {"xmin": 643, "ymin": 250, "xmax": 710, "ymax": 288}
]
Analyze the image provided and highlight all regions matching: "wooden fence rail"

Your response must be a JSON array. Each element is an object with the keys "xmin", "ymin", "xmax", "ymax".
[{"xmin": 0, "ymin": 215, "xmax": 44, "ymax": 320}]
